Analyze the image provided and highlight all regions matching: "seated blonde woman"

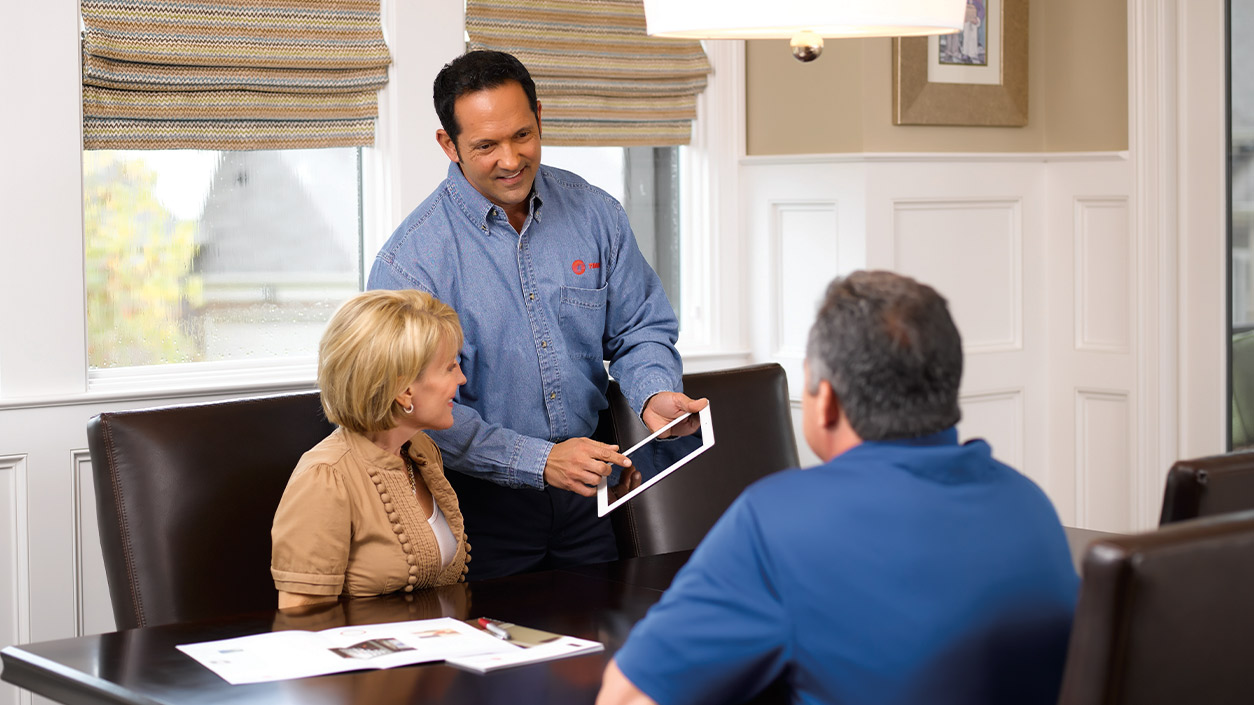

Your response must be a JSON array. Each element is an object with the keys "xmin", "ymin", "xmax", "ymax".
[{"xmin": 271, "ymin": 290, "xmax": 470, "ymax": 607}]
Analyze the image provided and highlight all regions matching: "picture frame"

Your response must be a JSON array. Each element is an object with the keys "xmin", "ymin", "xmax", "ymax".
[{"xmin": 892, "ymin": 0, "xmax": 1029, "ymax": 127}]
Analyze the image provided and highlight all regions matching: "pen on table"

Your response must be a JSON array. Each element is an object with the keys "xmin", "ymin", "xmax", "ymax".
[{"xmin": 478, "ymin": 618, "xmax": 511, "ymax": 641}]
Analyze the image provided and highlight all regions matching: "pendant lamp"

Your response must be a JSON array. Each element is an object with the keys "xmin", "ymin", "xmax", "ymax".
[{"xmin": 642, "ymin": 0, "xmax": 968, "ymax": 61}]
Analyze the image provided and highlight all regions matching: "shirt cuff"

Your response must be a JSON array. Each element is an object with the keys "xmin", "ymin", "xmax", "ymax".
[
  {"xmin": 510, "ymin": 435, "xmax": 553, "ymax": 490},
  {"xmin": 272, "ymin": 568, "xmax": 344, "ymax": 596},
  {"xmin": 628, "ymin": 374, "xmax": 682, "ymax": 419}
]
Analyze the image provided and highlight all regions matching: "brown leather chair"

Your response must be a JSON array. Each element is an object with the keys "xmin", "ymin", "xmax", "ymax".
[
  {"xmin": 605, "ymin": 363, "xmax": 799, "ymax": 559},
  {"xmin": 1056, "ymin": 509, "xmax": 1254, "ymax": 705},
  {"xmin": 1158, "ymin": 451, "xmax": 1254, "ymax": 524},
  {"xmin": 86, "ymin": 392, "xmax": 334, "ymax": 630}
]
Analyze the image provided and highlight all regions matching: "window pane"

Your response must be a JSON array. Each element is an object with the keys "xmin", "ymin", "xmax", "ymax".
[
  {"xmin": 84, "ymin": 149, "xmax": 363, "ymax": 369},
  {"xmin": 543, "ymin": 146, "xmax": 682, "ymax": 316},
  {"xmin": 1231, "ymin": 0, "xmax": 1254, "ymax": 447}
]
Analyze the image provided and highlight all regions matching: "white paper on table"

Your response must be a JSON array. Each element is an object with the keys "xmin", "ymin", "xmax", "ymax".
[{"xmin": 176, "ymin": 617, "xmax": 518, "ymax": 684}]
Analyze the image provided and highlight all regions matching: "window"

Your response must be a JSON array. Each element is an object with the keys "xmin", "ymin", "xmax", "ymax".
[
  {"xmin": 84, "ymin": 148, "xmax": 364, "ymax": 370},
  {"xmin": 1231, "ymin": 0, "xmax": 1254, "ymax": 447}
]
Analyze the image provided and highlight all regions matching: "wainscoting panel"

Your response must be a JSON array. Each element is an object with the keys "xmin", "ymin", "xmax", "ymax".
[
  {"xmin": 1075, "ymin": 390, "xmax": 1134, "ymax": 532},
  {"xmin": 771, "ymin": 201, "xmax": 839, "ymax": 359},
  {"xmin": 958, "ymin": 389, "xmax": 1025, "ymax": 476},
  {"xmin": 73, "ymin": 452, "xmax": 113, "ymax": 636},
  {"xmin": 893, "ymin": 199, "xmax": 1023, "ymax": 353},
  {"xmin": 0, "ymin": 455, "xmax": 29, "ymax": 705},
  {"xmin": 743, "ymin": 152, "xmax": 1139, "ymax": 531},
  {"xmin": 1075, "ymin": 198, "xmax": 1133, "ymax": 353},
  {"xmin": 743, "ymin": 160, "xmax": 869, "ymax": 399}
]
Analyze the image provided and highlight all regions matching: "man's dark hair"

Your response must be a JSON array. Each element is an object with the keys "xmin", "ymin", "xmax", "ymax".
[
  {"xmin": 805, "ymin": 270, "xmax": 963, "ymax": 441},
  {"xmin": 433, "ymin": 50, "xmax": 539, "ymax": 146}
]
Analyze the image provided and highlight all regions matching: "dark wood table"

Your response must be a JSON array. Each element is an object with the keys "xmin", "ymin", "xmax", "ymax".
[
  {"xmin": 1, "ymin": 527, "xmax": 1118, "ymax": 705},
  {"xmin": 0, "ymin": 551, "xmax": 701, "ymax": 705}
]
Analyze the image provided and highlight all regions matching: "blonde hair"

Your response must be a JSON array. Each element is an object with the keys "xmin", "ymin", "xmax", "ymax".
[{"xmin": 318, "ymin": 290, "xmax": 464, "ymax": 434}]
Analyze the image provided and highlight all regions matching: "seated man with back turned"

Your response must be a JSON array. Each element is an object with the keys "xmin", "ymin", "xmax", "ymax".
[{"xmin": 598, "ymin": 270, "xmax": 1079, "ymax": 705}]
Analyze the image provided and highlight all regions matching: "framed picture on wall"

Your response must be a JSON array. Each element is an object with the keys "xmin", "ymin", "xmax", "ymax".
[{"xmin": 892, "ymin": 0, "xmax": 1028, "ymax": 127}]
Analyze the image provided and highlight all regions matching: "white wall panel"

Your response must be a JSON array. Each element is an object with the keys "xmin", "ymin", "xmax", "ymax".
[
  {"xmin": 0, "ymin": 455, "xmax": 29, "ymax": 705},
  {"xmin": 73, "ymin": 452, "xmax": 113, "ymax": 636},
  {"xmin": 771, "ymin": 202, "xmax": 839, "ymax": 358},
  {"xmin": 893, "ymin": 199, "xmax": 1023, "ymax": 353},
  {"xmin": 959, "ymin": 389, "xmax": 1025, "ymax": 474},
  {"xmin": 1075, "ymin": 390, "xmax": 1134, "ymax": 532},
  {"xmin": 745, "ymin": 153, "xmax": 1139, "ymax": 531},
  {"xmin": 1075, "ymin": 198, "xmax": 1133, "ymax": 352}
]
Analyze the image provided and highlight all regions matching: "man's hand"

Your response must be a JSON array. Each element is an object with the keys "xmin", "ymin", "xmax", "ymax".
[
  {"xmin": 544, "ymin": 438, "xmax": 631, "ymax": 497},
  {"xmin": 642, "ymin": 392, "xmax": 709, "ymax": 438},
  {"xmin": 608, "ymin": 466, "xmax": 642, "ymax": 503}
]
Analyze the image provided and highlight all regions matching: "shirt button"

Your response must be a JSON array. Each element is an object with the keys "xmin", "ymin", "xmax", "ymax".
[
  {"xmin": 541, "ymin": 341, "xmax": 547, "ymax": 348},
  {"xmin": 529, "ymin": 293, "xmax": 535, "ymax": 301},
  {"xmin": 550, "ymin": 392, "xmax": 556, "ymax": 400}
]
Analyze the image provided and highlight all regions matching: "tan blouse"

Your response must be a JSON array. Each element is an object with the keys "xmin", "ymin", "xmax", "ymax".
[{"xmin": 271, "ymin": 428, "xmax": 470, "ymax": 597}]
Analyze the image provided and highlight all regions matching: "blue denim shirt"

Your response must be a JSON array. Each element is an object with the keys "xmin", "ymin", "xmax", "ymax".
[{"xmin": 367, "ymin": 163, "xmax": 682, "ymax": 490}]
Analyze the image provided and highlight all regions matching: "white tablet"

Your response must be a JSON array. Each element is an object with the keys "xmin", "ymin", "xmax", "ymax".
[{"xmin": 596, "ymin": 404, "xmax": 715, "ymax": 517}]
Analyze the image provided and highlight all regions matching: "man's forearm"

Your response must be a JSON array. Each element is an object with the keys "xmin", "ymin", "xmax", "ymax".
[
  {"xmin": 596, "ymin": 660, "xmax": 658, "ymax": 705},
  {"xmin": 426, "ymin": 402, "xmax": 550, "ymax": 490}
]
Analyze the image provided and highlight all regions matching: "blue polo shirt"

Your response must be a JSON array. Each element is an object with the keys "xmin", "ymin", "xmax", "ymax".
[{"xmin": 615, "ymin": 428, "xmax": 1079, "ymax": 705}]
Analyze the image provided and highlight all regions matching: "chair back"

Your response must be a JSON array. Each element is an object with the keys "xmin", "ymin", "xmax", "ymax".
[
  {"xmin": 606, "ymin": 363, "xmax": 799, "ymax": 559},
  {"xmin": 1159, "ymin": 452, "xmax": 1254, "ymax": 524},
  {"xmin": 87, "ymin": 392, "xmax": 334, "ymax": 630},
  {"xmin": 1057, "ymin": 510, "xmax": 1254, "ymax": 705}
]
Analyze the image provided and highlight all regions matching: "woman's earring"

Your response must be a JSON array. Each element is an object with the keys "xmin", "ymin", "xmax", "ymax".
[{"xmin": 403, "ymin": 403, "xmax": 414, "ymax": 414}]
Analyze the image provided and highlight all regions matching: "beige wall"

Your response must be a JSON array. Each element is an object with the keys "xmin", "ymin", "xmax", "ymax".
[{"xmin": 746, "ymin": 0, "xmax": 1128, "ymax": 155}]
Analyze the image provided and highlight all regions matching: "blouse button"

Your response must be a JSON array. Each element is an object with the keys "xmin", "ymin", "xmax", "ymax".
[
  {"xmin": 393, "ymin": 525, "xmax": 404, "ymax": 535},
  {"xmin": 380, "ymin": 492, "xmax": 391, "ymax": 503},
  {"xmin": 389, "ymin": 513, "xmax": 399, "ymax": 522},
  {"xmin": 407, "ymin": 575, "xmax": 418, "ymax": 585},
  {"xmin": 407, "ymin": 554, "xmax": 416, "ymax": 565},
  {"xmin": 409, "ymin": 565, "xmax": 419, "ymax": 576},
  {"xmin": 402, "ymin": 543, "xmax": 412, "ymax": 552},
  {"xmin": 397, "ymin": 532, "xmax": 409, "ymax": 543},
  {"xmin": 384, "ymin": 503, "xmax": 393, "ymax": 512}
]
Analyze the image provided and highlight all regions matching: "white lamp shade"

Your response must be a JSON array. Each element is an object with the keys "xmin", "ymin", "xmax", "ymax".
[{"xmin": 642, "ymin": 0, "xmax": 968, "ymax": 39}]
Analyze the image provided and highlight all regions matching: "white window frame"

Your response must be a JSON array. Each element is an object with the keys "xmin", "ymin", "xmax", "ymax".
[{"xmin": 0, "ymin": 2, "xmax": 744, "ymax": 404}]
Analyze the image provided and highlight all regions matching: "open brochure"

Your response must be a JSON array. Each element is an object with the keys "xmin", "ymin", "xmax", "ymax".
[{"xmin": 176, "ymin": 616, "xmax": 603, "ymax": 684}]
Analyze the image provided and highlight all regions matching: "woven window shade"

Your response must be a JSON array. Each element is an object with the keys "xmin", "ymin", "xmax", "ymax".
[
  {"xmin": 81, "ymin": 0, "xmax": 392, "ymax": 150},
  {"xmin": 466, "ymin": 0, "xmax": 712, "ymax": 147}
]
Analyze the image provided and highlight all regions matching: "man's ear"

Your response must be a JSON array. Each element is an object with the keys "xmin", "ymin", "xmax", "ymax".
[
  {"xmin": 816, "ymin": 380, "xmax": 843, "ymax": 430},
  {"xmin": 436, "ymin": 129, "xmax": 460, "ymax": 163}
]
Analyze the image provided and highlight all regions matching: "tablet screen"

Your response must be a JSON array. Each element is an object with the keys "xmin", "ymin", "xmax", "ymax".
[{"xmin": 596, "ymin": 404, "xmax": 715, "ymax": 517}]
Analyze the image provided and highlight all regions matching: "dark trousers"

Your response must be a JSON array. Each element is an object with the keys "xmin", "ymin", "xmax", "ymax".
[{"xmin": 449, "ymin": 470, "xmax": 618, "ymax": 581}]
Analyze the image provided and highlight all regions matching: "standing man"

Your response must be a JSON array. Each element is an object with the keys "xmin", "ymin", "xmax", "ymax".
[
  {"xmin": 368, "ymin": 51, "xmax": 705, "ymax": 580},
  {"xmin": 598, "ymin": 271, "xmax": 1079, "ymax": 705}
]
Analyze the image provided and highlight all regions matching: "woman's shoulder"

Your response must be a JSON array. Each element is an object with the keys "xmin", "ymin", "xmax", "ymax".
[{"xmin": 291, "ymin": 429, "xmax": 354, "ymax": 479}]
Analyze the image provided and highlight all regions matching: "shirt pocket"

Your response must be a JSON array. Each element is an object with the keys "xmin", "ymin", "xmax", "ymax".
[{"xmin": 559, "ymin": 284, "xmax": 608, "ymax": 359}]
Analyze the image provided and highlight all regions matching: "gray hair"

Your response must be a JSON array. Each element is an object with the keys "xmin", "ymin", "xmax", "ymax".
[{"xmin": 805, "ymin": 270, "xmax": 963, "ymax": 440}]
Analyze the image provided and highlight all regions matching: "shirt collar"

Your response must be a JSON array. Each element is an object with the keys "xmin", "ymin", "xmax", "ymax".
[
  {"xmin": 444, "ymin": 162, "xmax": 544, "ymax": 234},
  {"xmin": 338, "ymin": 427, "xmax": 433, "ymax": 470},
  {"xmin": 862, "ymin": 426, "xmax": 959, "ymax": 449}
]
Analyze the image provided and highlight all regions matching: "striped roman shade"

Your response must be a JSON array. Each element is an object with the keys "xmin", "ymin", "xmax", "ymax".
[
  {"xmin": 466, "ymin": 0, "xmax": 712, "ymax": 146},
  {"xmin": 80, "ymin": 0, "xmax": 392, "ymax": 150}
]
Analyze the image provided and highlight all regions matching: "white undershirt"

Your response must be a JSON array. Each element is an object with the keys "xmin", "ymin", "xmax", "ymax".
[{"xmin": 427, "ymin": 501, "xmax": 456, "ymax": 568}]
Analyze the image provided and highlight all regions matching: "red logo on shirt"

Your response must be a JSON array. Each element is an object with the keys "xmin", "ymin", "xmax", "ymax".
[{"xmin": 572, "ymin": 260, "xmax": 601, "ymax": 275}]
